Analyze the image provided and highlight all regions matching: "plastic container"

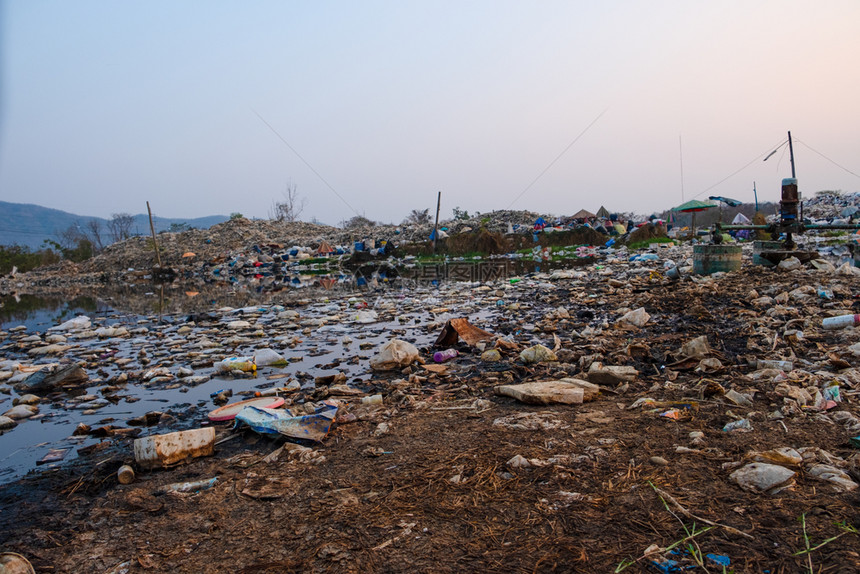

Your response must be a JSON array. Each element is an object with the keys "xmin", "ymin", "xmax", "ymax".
[
  {"xmin": 117, "ymin": 465, "xmax": 135, "ymax": 485},
  {"xmin": 361, "ymin": 394, "xmax": 383, "ymax": 405},
  {"xmin": 433, "ymin": 349, "xmax": 459, "ymax": 363},
  {"xmin": 823, "ymin": 314, "xmax": 860, "ymax": 330},
  {"xmin": 215, "ymin": 357, "xmax": 256, "ymax": 373},
  {"xmin": 133, "ymin": 427, "xmax": 216, "ymax": 469}
]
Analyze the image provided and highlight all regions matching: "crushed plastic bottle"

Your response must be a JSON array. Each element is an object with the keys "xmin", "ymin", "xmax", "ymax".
[
  {"xmin": 433, "ymin": 349, "xmax": 459, "ymax": 363},
  {"xmin": 757, "ymin": 359, "xmax": 793, "ymax": 371},
  {"xmin": 723, "ymin": 418, "xmax": 752, "ymax": 432},
  {"xmin": 215, "ymin": 357, "xmax": 257, "ymax": 373},
  {"xmin": 163, "ymin": 477, "xmax": 218, "ymax": 493}
]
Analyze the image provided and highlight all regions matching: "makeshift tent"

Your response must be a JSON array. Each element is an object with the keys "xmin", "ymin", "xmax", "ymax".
[
  {"xmin": 570, "ymin": 209, "xmax": 596, "ymax": 220},
  {"xmin": 708, "ymin": 196, "xmax": 742, "ymax": 207},
  {"xmin": 709, "ymin": 196, "xmax": 743, "ymax": 223},
  {"xmin": 671, "ymin": 199, "xmax": 717, "ymax": 240},
  {"xmin": 596, "ymin": 206, "xmax": 611, "ymax": 219},
  {"xmin": 731, "ymin": 212, "xmax": 751, "ymax": 225},
  {"xmin": 316, "ymin": 240, "xmax": 335, "ymax": 255}
]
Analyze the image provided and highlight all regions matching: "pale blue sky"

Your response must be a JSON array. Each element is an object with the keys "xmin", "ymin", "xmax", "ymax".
[{"xmin": 1, "ymin": 1, "xmax": 859, "ymax": 225}]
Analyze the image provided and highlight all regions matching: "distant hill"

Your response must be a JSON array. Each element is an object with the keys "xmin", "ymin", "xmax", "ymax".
[{"xmin": 0, "ymin": 201, "xmax": 229, "ymax": 250}]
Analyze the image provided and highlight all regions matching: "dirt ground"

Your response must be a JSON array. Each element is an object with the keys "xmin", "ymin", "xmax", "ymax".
[{"xmin": 3, "ymin": 265, "xmax": 860, "ymax": 573}]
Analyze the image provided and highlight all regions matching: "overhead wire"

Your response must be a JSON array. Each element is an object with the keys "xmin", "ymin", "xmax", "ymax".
[
  {"xmin": 775, "ymin": 140, "xmax": 789, "ymax": 173},
  {"xmin": 252, "ymin": 109, "xmax": 361, "ymax": 217},
  {"xmin": 794, "ymin": 138, "xmax": 860, "ymax": 180},
  {"xmin": 507, "ymin": 108, "xmax": 608, "ymax": 209},
  {"xmin": 690, "ymin": 136, "xmax": 788, "ymax": 200}
]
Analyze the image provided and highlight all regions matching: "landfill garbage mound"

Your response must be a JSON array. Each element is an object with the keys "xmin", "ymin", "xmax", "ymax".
[
  {"xmin": 803, "ymin": 190, "xmax": 860, "ymax": 221},
  {"xmin": 2, "ymin": 210, "xmax": 616, "ymax": 292},
  {"xmin": 3, "ymin": 245, "xmax": 860, "ymax": 572}
]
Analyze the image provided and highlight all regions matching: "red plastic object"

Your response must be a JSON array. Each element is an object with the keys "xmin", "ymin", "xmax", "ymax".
[{"xmin": 208, "ymin": 396, "xmax": 285, "ymax": 422}]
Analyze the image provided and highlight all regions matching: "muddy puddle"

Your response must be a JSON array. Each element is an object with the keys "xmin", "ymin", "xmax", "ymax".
[{"xmin": 0, "ymin": 286, "xmax": 502, "ymax": 484}]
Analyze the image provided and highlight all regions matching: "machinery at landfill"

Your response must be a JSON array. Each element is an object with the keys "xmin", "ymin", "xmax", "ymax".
[{"xmin": 711, "ymin": 131, "xmax": 860, "ymax": 264}]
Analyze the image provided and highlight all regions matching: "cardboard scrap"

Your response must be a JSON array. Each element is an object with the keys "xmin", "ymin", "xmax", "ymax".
[{"xmin": 434, "ymin": 318, "xmax": 495, "ymax": 347}]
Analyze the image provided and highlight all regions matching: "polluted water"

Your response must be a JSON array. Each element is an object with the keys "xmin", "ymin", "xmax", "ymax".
[{"xmin": 0, "ymin": 286, "xmax": 502, "ymax": 483}]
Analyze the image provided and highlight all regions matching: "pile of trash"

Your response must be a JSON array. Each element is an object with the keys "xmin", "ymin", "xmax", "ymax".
[
  {"xmin": 4, "ymin": 235, "xmax": 860, "ymax": 570},
  {"xmin": 802, "ymin": 190, "xmax": 860, "ymax": 221}
]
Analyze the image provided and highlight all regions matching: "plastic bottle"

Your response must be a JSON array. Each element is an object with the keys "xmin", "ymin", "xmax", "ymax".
[
  {"xmin": 757, "ymin": 359, "xmax": 793, "ymax": 371},
  {"xmin": 723, "ymin": 418, "xmax": 752, "ymax": 432},
  {"xmin": 215, "ymin": 357, "xmax": 257, "ymax": 373},
  {"xmin": 163, "ymin": 477, "xmax": 218, "ymax": 493},
  {"xmin": 361, "ymin": 394, "xmax": 383, "ymax": 405},
  {"xmin": 433, "ymin": 349, "xmax": 459, "ymax": 363},
  {"xmin": 822, "ymin": 314, "xmax": 860, "ymax": 330}
]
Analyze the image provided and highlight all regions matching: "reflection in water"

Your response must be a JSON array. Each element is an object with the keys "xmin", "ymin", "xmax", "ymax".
[
  {"xmin": 0, "ymin": 254, "xmax": 596, "ymax": 483},
  {"xmin": 0, "ymin": 294, "xmax": 104, "ymax": 331}
]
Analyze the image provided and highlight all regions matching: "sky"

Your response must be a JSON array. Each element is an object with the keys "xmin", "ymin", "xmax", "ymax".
[{"xmin": 1, "ymin": 1, "xmax": 859, "ymax": 226}]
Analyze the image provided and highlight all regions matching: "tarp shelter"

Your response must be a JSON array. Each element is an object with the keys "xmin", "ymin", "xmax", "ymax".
[
  {"xmin": 671, "ymin": 199, "xmax": 717, "ymax": 240},
  {"xmin": 708, "ymin": 196, "xmax": 742, "ymax": 207},
  {"xmin": 570, "ymin": 209, "xmax": 596, "ymax": 220},
  {"xmin": 709, "ymin": 196, "xmax": 743, "ymax": 223},
  {"xmin": 316, "ymin": 240, "xmax": 335, "ymax": 255},
  {"xmin": 732, "ymin": 212, "xmax": 751, "ymax": 225},
  {"xmin": 596, "ymin": 206, "xmax": 611, "ymax": 219}
]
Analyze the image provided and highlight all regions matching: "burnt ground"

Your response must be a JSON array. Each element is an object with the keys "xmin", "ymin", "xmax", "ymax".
[{"xmin": 3, "ymin": 266, "xmax": 860, "ymax": 573}]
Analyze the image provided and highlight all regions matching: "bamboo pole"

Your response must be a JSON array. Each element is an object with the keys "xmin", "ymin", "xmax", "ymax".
[
  {"xmin": 432, "ymin": 191, "xmax": 441, "ymax": 253},
  {"xmin": 147, "ymin": 201, "xmax": 163, "ymax": 268}
]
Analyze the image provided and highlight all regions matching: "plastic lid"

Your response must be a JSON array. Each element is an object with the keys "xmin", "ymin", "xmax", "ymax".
[{"xmin": 208, "ymin": 396, "xmax": 286, "ymax": 422}]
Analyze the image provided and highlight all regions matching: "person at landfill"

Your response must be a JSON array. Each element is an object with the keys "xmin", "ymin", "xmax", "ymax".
[{"xmin": 382, "ymin": 239, "xmax": 395, "ymax": 255}]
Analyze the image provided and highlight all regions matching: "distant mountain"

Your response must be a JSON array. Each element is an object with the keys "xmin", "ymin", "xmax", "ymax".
[{"xmin": 0, "ymin": 201, "xmax": 229, "ymax": 250}]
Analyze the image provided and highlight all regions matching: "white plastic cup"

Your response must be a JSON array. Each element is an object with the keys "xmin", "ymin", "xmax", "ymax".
[{"xmin": 361, "ymin": 394, "xmax": 383, "ymax": 405}]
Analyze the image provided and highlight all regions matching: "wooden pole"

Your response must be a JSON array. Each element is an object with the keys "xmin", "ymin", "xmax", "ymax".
[
  {"xmin": 691, "ymin": 211, "xmax": 696, "ymax": 242},
  {"xmin": 147, "ymin": 201, "xmax": 163, "ymax": 268},
  {"xmin": 432, "ymin": 191, "xmax": 441, "ymax": 253}
]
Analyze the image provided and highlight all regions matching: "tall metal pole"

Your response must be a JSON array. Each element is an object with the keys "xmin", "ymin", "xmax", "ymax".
[
  {"xmin": 788, "ymin": 131, "xmax": 796, "ymax": 179},
  {"xmin": 432, "ymin": 191, "xmax": 441, "ymax": 253},
  {"xmin": 753, "ymin": 181, "xmax": 758, "ymax": 212}
]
